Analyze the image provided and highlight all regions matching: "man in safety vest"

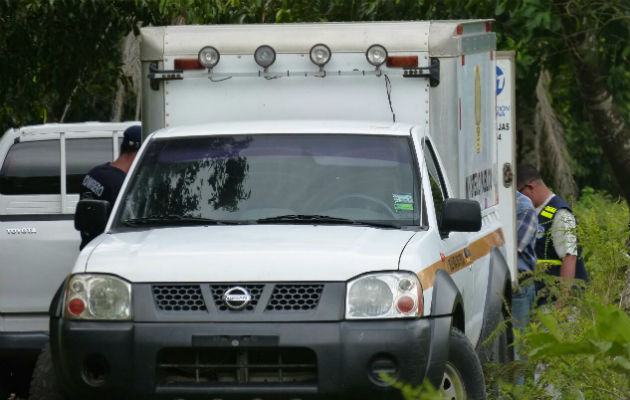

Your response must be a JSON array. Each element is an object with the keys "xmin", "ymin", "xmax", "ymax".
[{"xmin": 516, "ymin": 164, "xmax": 588, "ymax": 303}]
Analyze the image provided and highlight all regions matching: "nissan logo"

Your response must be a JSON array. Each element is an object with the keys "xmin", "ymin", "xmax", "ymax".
[{"xmin": 223, "ymin": 286, "xmax": 252, "ymax": 310}]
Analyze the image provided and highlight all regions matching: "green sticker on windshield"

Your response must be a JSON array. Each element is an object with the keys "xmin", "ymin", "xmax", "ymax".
[{"xmin": 393, "ymin": 193, "xmax": 414, "ymax": 211}]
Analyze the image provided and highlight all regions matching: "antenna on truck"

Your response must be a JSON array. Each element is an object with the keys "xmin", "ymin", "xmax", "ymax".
[
  {"xmin": 419, "ymin": 127, "xmax": 427, "ymax": 228},
  {"xmin": 384, "ymin": 74, "xmax": 396, "ymax": 123}
]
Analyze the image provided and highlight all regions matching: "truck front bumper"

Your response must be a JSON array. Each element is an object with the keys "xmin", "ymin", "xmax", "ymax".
[{"xmin": 51, "ymin": 317, "xmax": 451, "ymax": 400}]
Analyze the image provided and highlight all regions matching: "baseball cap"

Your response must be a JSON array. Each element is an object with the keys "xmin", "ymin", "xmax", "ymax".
[{"xmin": 122, "ymin": 125, "xmax": 142, "ymax": 151}]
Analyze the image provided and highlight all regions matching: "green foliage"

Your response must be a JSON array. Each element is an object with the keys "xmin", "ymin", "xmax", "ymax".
[
  {"xmin": 379, "ymin": 373, "xmax": 446, "ymax": 400},
  {"xmin": 392, "ymin": 380, "xmax": 446, "ymax": 400},
  {"xmin": 574, "ymin": 188, "xmax": 630, "ymax": 302},
  {"xmin": 485, "ymin": 189, "xmax": 630, "ymax": 400},
  {"xmin": 397, "ymin": 190, "xmax": 629, "ymax": 400},
  {"xmin": 0, "ymin": 0, "xmax": 144, "ymax": 129},
  {"xmin": 2, "ymin": 0, "xmax": 628, "ymax": 201},
  {"xmin": 528, "ymin": 304, "xmax": 630, "ymax": 373}
]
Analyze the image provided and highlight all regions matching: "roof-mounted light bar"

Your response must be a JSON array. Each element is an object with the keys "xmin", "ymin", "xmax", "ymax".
[{"xmin": 155, "ymin": 43, "xmax": 405, "ymax": 87}]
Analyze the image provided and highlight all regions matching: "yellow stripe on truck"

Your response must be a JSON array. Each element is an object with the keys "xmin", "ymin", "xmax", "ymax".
[{"xmin": 417, "ymin": 228, "xmax": 505, "ymax": 289}]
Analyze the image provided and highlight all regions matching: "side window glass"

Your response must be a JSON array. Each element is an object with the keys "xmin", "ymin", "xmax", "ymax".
[
  {"xmin": 0, "ymin": 140, "xmax": 60, "ymax": 195},
  {"xmin": 423, "ymin": 141, "xmax": 448, "ymax": 222},
  {"xmin": 66, "ymin": 138, "xmax": 114, "ymax": 193}
]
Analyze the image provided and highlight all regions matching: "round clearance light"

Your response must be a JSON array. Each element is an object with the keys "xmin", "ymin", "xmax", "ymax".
[
  {"xmin": 198, "ymin": 46, "xmax": 220, "ymax": 69},
  {"xmin": 254, "ymin": 45, "xmax": 276, "ymax": 68},
  {"xmin": 310, "ymin": 43, "xmax": 331, "ymax": 67},
  {"xmin": 366, "ymin": 44, "xmax": 388, "ymax": 67}
]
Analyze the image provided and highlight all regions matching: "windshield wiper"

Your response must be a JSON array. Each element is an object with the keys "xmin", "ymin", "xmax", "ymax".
[
  {"xmin": 256, "ymin": 214, "xmax": 400, "ymax": 229},
  {"xmin": 121, "ymin": 215, "xmax": 237, "ymax": 227}
]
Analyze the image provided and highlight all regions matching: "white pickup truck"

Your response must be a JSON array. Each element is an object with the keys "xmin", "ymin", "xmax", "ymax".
[
  {"xmin": 0, "ymin": 121, "xmax": 137, "ymax": 398},
  {"xmin": 34, "ymin": 21, "xmax": 516, "ymax": 400}
]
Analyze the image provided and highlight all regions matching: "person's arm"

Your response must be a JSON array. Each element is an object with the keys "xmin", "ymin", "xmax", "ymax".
[
  {"xmin": 517, "ymin": 207, "xmax": 537, "ymax": 253},
  {"xmin": 560, "ymin": 254, "xmax": 577, "ymax": 278},
  {"xmin": 550, "ymin": 209, "xmax": 578, "ymax": 279}
]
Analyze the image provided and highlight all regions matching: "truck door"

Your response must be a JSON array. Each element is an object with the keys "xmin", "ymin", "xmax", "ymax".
[
  {"xmin": 420, "ymin": 138, "xmax": 484, "ymax": 342},
  {"xmin": 0, "ymin": 135, "xmax": 116, "ymax": 331}
]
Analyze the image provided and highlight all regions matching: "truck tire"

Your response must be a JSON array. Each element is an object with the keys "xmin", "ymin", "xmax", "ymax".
[
  {"xmin": 440, "ymin": 328, "xmax": 487, "ymax": 400},
  {"xmin": 0, "ymin": 365, "xmax": 9, "ymax": 400},
  {"xmin": 29, "ymin": 344, "xmax": 67, "ymax": 400}
]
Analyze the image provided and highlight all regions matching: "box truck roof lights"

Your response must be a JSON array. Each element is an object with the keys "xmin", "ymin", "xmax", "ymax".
[
  {"xmin": 160, "ymin": 43, "xmax": 429, "ymax": 85},
  {"xmin": 181, "ymin": 43, "xmax": 396, "ymax": 73}
]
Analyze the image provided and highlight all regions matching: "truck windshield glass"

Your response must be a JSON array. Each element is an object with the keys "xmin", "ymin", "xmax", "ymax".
[{"xmin": 116, "ymin": 134, "xmax": 420, "ymax": 227}]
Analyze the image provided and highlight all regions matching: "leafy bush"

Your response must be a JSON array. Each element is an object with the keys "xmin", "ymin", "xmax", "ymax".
[
  {"xmin": 397, "ymin": 189, "xmax": 630, "ymax": 399},
  {"xmin": 488, "ymin": 189, "xmax": 630, "ymax": 400}
]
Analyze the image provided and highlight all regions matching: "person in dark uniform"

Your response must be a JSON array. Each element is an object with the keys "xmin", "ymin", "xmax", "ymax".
[
  {"xmin": 78, "ymin": 125, "xmax": 141, "ymax": 249},
  {"xmin": 516, "ymin": 164, "xmax": 588, "ymax": 304}
]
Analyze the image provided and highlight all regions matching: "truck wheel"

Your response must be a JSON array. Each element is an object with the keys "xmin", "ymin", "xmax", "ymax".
[
  {"xmin": 440, "ymin": 328, "xmax": 487, "ymax": 400},
  {"xmin": 29, "ymin": 344, "xmax": 67, "ymax": 400}
]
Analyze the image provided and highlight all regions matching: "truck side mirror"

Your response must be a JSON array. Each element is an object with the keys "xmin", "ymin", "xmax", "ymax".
[
  {"xmin": 439, "ymin": 198, "xmax": 482, "ymax": 234},
  {"xmin": 74, "ymin": 199, "xmax": 111, "ymax": 235}
]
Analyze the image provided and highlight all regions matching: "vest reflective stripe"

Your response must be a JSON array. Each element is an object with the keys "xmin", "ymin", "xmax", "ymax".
[
  {"xmin": 537, "ymin": 259, "xmax": 562, "ymax": 266},
  {"xmin": 540, "ymin": 210, "xmax": 554, "ymax": 219}
]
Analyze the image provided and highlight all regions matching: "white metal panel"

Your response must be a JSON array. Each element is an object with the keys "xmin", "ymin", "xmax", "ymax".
[
  {"xmin": 1, "ymin": 195, "xmax": 62, "ymax": 214},
  {"xmin": 428, "ymin": 20, "xmax": 495, "ymax": 56},
  {"xmin": 0, "ymin": 218, "xmax": 79, "ymax": 313},
  {"xmin": 151, "ymin": 120, "xmax": 415, "ymax": 138},
  {"xmin": 458, "ymin": 51, "xmax": 497, "ymax": 209},
  {"xmin": 398, "ymin": 227, "xmax": 442, "ymax": 317},
  {"xmin": 0, "ymin": 314, "xmax": 48, "ymax": 332},
  {"xmin": 142, "ymin": 22, "xmax": 432, "ymax": 60},
  {"xmin": 17, "ymin": 121, "xmax": 138, "ymax": 136},
  {"xmin": 142, "ymin": 21, "xmax": 496, "ymax": 61},
  {"xmin": 162, "ymin": 53, "xmax": 429, "ymax": 128},
  {"xmin": 80, "ymin": 225, "xmax": 416, "ymax": 283},
  {"xmin": 428, "ymin": 57, "xmax": 460, "ymax": 193},
  {"xmin": 496, "ymin": 52, "xmax": 517, "ymax": 280}
]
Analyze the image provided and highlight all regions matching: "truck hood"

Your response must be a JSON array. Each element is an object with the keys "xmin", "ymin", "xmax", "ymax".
[{"xmin": 83, "ymin": 225, "xmax": 418, "ymax": 282}]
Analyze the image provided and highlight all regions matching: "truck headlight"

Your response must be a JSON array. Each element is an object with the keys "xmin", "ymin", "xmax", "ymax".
[
  {"xmin": 64, "ymin": 274, "xmax": 132, "ymax": 320},
  {"xmin": 346, "ymin": 272, "xmax": 422, "ymax": 319}
]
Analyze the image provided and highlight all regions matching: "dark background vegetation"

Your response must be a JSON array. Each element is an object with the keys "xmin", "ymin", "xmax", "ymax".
[{"xmin": 1, "ymin": 0, "xmax": 628, "ymax": 204}]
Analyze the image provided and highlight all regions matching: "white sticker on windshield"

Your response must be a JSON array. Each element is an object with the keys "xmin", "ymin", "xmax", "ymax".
[{"xmin": 393, "ymin": 193, "xmax": 414, "ymax": 211}]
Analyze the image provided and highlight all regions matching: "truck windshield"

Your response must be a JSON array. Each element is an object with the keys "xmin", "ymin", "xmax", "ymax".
[{"xmin": 115, "ymin": 134, "xmax": 420, "ymax": 228}]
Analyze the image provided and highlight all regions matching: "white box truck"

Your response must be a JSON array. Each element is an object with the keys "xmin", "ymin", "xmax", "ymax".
[{"xmin": 33, "ymin": 21, "xmax": 516, "ymax": 400}]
